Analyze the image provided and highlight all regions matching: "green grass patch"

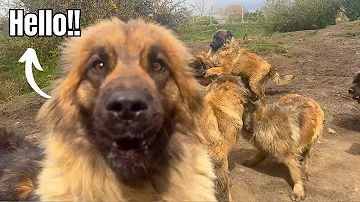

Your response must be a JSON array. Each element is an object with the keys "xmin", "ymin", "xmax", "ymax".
[
  {"xmin": 178, "ymin": 22, "xmax": 265, "ymax": 42},
  {"xmin": 345, "ymin": 30, "xmax": 360, "ymax": 37},
  {"xmin": 243, "ymin": 41, "xmax": 287, "ymax": 55},
  {"xmin": 0, "ymin": 58, "xmax": 57, "ymax": 102}
]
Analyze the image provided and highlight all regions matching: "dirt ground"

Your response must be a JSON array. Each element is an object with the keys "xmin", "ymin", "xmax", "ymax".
[{"xmin": 1, "ymin": 21, "xmax": 360, "ymax": 201}]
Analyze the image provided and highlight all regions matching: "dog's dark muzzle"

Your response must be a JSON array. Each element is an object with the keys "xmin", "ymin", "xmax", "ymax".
[
  {"xmin": 210, "ymin": 39, "xmax": 224, "ymax": 52},
  {"xmin": 96, "ymin": 88, "xmax": 163, "ymax": 139},
  {"xmin": 90, "ymin": 84, "xmax": 167, "ymax": 182}
]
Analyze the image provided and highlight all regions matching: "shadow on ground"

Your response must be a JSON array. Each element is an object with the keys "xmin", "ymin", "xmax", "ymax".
[
  {"xmin": 346, "ymin": 143, "xmax": 360, "ymax": 156},
  {"xmin": 331, "ymin": 113, "xmax": 360, "ymax": 132},
  {"xmin": 229, "ymin": 148, "xmax": 293, "ymax": 186}
]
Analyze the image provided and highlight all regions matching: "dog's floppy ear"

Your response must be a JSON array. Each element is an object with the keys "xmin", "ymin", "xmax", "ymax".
[{"xmin": 226, "ymin": 30, "xmax": 233, "ymax": 40}]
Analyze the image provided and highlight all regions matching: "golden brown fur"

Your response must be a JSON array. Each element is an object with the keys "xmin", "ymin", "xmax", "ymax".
[
  {"xmin": 32, "ymin": 18, "xmax": 216, "ymax": 201},
  {"xmin": 199, "ymin": 74, "xmax": 249, "ymax": 202},
  {"xmin": 188, "ymin": 56, "xmax": 214, "ymax": 86},
  {"xmin": 202, "ymin": 30, "xmax": 295, "ymax": 103},
  {"xmin": 241, "ymin": 94, "xmax": 324, "ymax": 201}
]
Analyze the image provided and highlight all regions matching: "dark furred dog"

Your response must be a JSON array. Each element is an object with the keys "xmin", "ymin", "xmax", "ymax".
[
  {"xmin": 203, "ymin": 29, "xmax": 295, "ymax": 103},
  {"xmin": 0, "ymin": 18, "xmax": 217, "ymax": 201},
  {"xmin": 0, "ymin": 128, "xmax": 43, "ymax": 200},
  {"xmin": 349, "ymin": 70, "xmax": 360, "ymax": 104}
]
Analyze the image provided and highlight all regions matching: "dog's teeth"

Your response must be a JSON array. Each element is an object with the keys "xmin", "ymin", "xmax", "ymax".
[
  {"xmin": 108, "ymin": 151, "xmax": 116, "ymax": 159},
  {"xmin": 142, "ymin": 140, "xmax": 146, "ymax": 146},
  {"xmin": 145, "ymin": 145, "xmax": 148, "ymax": 150},
  {"xmin": 112, "ymin": 142, "xmax": 118, "ymax": 148}
]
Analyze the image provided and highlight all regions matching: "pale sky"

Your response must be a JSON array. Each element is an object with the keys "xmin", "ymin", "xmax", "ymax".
[
  {"xmin": 0, "ymin": 0, "xmax": 264, "ymax": 17},
  {"xmin": 186, "ymin": 0, "xmax": 264, "ymax": 12}
]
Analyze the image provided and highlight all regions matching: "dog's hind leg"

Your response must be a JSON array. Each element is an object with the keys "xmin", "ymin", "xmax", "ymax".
[
  {"xmin": 242, "ymin": 151, "xmax": 267, "ymax": 167},
  {"xmin": 213, "ymin": 156, "xmax": 232, "ymax": 202},
  {"xmin": 301, "ymin": 145, "xmax": 315, "ymax": 181},
  {"xmin": 249, "ymin": 74, "xmax": 266, "ymax": 103},
  {"xmin": 285, "ymin": 157, "xmax": 305, "ymax": 201}
]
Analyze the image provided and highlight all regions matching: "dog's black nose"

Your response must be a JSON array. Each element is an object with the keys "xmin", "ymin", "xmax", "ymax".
[
  {"xmin": 106, "ymin": 91, "xmax": 148, "ymax": 120},
  {"xmin": 202, "ymin": 70, "xmax": 206, "ymax": 76},
  {"xmin": 349, "ymin": 88, "xmax": 354, "ymax": 94},
  {"xmin": 210, "ymin": 42, "xmax": 214, "ymax": 47}
]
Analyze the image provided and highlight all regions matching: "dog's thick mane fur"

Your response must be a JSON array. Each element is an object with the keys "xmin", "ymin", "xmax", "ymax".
[{"xmin": 33, "ymin": 18, "xmax": 216, "ymax": 201}]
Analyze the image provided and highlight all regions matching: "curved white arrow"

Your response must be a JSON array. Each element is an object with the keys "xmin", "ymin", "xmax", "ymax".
[{"xmin": 18, "ymin": 48, "xmax": 51, "ymax": 99}]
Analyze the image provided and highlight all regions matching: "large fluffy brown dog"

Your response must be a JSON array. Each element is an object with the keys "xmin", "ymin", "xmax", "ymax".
[
  {"xmin": 241, "ymin": 94, "xmax": 324, "ymax": 201},
  {"xmin": 199, "ymin": 73, "xmax": 249, "ymax": 202},
  {"xmin": 202, "ymin": 30, "xmax": 295, "ymax": 103},
  {"xmin": 349, "ymin": 70, "xmax": 360, "ymax": 104},
  {"xmin": 0, "ymin": 18, "xmax": 217, "ymax": 201}
]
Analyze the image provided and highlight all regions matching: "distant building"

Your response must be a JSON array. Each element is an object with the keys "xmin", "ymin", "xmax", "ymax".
[{"xmin": 214, "ymin": 4, "xmax": 245, "ymax": 23}]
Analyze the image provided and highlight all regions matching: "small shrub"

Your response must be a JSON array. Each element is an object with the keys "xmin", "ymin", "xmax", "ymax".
[
  {"xmin": 341, "ymin": 0, "xmax": 360, "ymax": 21},
  {"xmin": 345, "ymin": 31, "xmax": 360, "ymax": 37},
  {"xmin": 243, "ymin": 42, "xmax": 287, "ymax": 55},
  {"xmin": 260, "ymin": 0, "xmax": 341, "ymax": 33}
]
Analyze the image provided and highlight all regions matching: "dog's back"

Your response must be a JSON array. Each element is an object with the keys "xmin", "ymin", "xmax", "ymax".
[
  {"xmin": 277, "ymin": 94, "xmax": 324, "ymax": 150},
  {"xmin": 245, "ymin": 94, "xmax": 324, "ymax": 157}
]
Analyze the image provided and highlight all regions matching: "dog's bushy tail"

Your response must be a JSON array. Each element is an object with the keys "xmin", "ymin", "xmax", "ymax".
[{"xmin": 269, "ymin": 67, "xmax": 295, "ymax": 86}]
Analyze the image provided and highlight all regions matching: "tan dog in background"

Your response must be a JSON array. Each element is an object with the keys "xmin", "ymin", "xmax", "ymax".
[
  {"xmin": 0, "ymin": 18, "xmax": 217, "ymax": 201},
  {"xmin": 202, "ymin": 29, "xmax": 295, "ymax": 103},
  {"xmin": 199, "ymin": 73, "xmax": 249, "ymax": 202},
  {"xmin": 241, "ymin": 94, "xmax": 324, "ymax": 201}
]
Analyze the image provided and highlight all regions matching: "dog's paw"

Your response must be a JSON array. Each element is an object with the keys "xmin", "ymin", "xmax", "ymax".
[
  {"xmin": 290, "ymin": 184, "xmax": 305, "ymax": 201},
  {"xmin": 204, "ymin": 71, "xmax": 212, "ymax": 78}
]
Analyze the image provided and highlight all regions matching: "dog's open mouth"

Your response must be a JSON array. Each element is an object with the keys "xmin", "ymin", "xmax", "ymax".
[
  {"xmin": 105, "ymin": 131, "xmax": 166, "ymax": 181},
  {"xmin": 112, "ymin": 133, "xmax": 158, "ymax": 151},
  {"xmin": 107, "ymin": 131, "xmax": 163, "ymax": 164}
]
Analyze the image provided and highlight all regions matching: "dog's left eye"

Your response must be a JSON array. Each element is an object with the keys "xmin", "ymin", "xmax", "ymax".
[
  {"xmin": 92, "ymin": 61, "xmax": 106, "ymax": 73},
  {"xmin": 153, "ymin": 59, "xmax": 165, "ymax": 72}
]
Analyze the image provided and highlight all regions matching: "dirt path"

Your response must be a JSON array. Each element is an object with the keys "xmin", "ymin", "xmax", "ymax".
[{"xmin": 1, "ymin": 21, "xmax": 360, "ymax": 201}]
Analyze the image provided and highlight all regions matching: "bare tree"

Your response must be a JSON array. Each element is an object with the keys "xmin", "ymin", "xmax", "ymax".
[{"xmin": 190, "ymin": 0, "xmax": 209, "ymax": 17}]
